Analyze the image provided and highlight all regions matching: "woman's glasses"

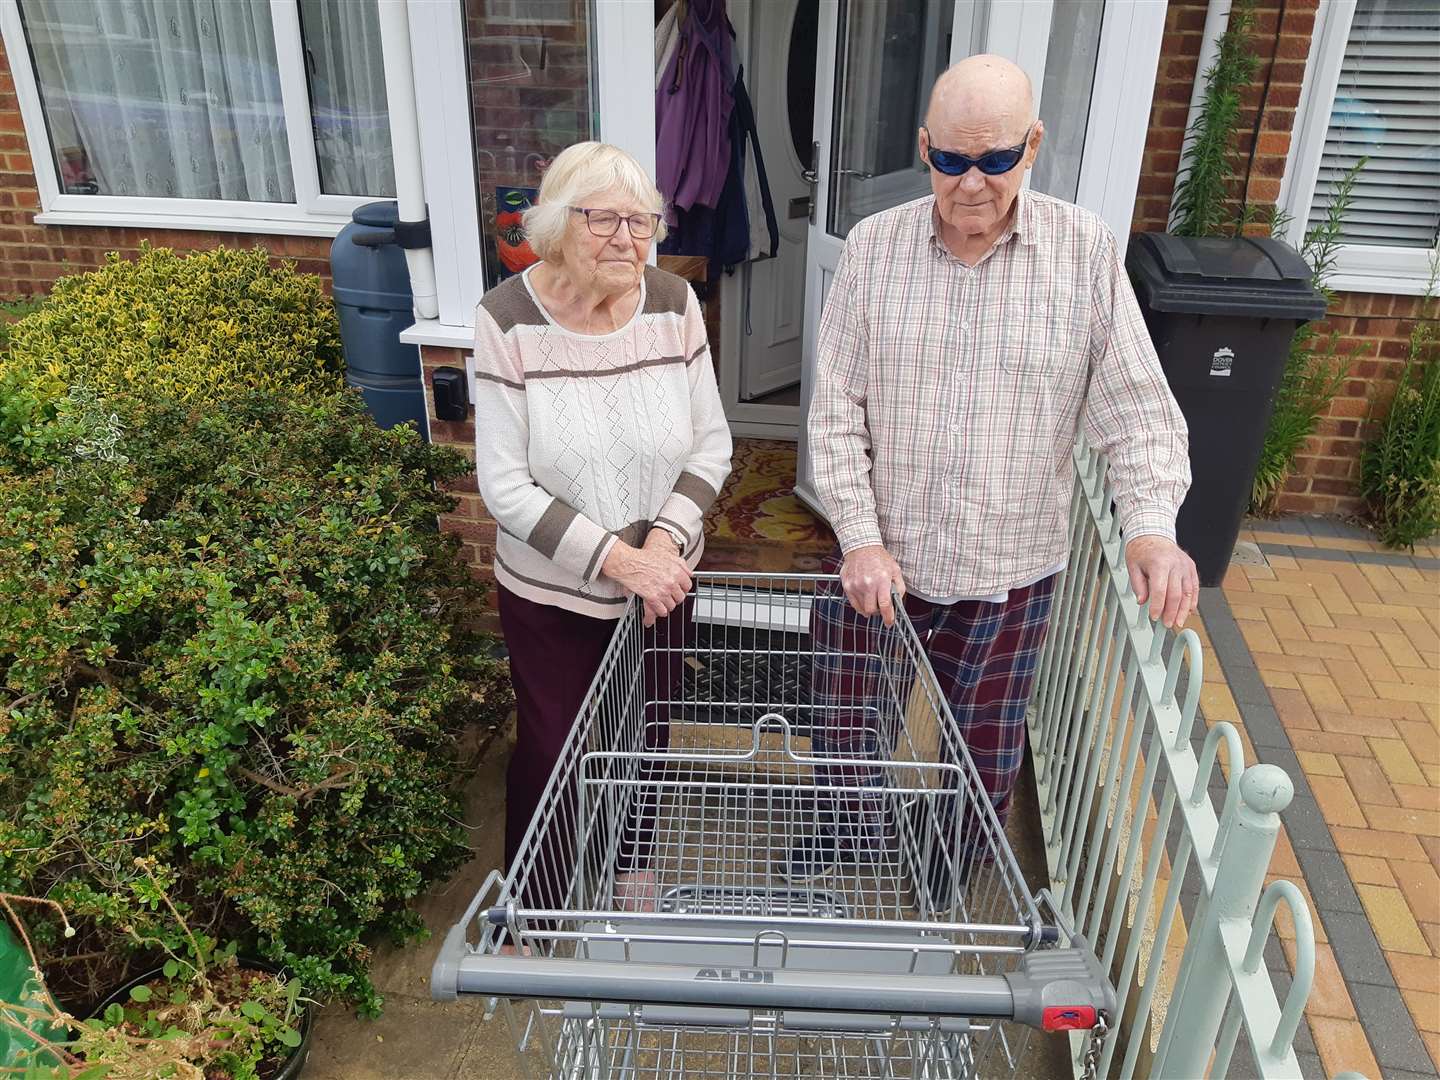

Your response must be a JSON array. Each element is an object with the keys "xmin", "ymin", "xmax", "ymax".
[
  {"xmin": 922, "ymin": 125, "xmax": 1034, "ymax": 177},
  {"xmin": 570, "ymin": 207, "xmax": 662, "ymax": 240}
]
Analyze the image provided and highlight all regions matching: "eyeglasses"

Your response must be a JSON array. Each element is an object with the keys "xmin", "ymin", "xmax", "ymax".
[
  {"xmin": 570, "ymin": 207, "xmax": 662, "ymax": 240},
  {"xmin": 922, "ymin": 125, "xmax": 1034, "ymax": 177}
]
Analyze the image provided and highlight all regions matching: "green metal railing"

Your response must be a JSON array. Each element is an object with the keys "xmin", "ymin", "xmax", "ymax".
[{"xmin": 1029, "ymin": 437, "xmax": 1322, "ymax": 1079}]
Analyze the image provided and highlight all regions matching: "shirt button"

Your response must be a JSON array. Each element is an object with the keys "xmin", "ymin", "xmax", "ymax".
[{"xmin": 960, "ymin": 321, "xmax": 971, "ymax": 332}]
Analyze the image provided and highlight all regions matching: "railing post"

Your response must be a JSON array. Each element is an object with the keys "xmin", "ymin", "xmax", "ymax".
[{"xmin": 1154, "ymin": 763, "xmax": 1295, "ymax": 1076}]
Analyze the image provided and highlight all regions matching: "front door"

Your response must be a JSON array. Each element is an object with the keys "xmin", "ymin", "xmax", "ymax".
[
  {"xmin": 791, "ymin": 0, "xmax": 1165, "ymax": 516},
  {"xmin": 795, "ymin": 0, "xmax": 963, "ymax": 511}
]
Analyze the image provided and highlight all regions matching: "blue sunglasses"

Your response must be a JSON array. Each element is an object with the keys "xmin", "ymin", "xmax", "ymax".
[{"xmin": 923, "ymin": 125, "xmax": 1033, "ymax": 176}]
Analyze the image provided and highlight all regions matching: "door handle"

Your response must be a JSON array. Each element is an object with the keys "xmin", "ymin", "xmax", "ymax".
[
  {"xmin": 835, "ymin": 169, "xmax": 874, "ymax": 179},
  {"xmin": 803, "ymin": 141, "xmax": 820, "ymax": 224}
]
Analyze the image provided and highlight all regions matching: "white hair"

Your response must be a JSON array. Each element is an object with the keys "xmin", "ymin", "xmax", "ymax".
[{"xmin": 522, "ymin": 142, "xmax": 667, "ymax": 263}]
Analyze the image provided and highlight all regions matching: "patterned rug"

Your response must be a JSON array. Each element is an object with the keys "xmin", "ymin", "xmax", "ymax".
[{"xmin": 699, "ymin": 439, "xmax": 836, "ymax": 573}]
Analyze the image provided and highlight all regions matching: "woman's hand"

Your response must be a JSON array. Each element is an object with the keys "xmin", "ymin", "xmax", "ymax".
[{"xmin": 601, "ymin": 538, "xmax": 691, "ymax": 627}]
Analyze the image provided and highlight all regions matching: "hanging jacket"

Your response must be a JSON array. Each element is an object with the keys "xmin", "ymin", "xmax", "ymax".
[
  {"xmin": 662, "ymin": 64, "xmax": 779, "ymax": 277},
  {"xmin": 731, "ymin": 66, "xmax": 779, "ymax": 264},
  {"xmin": 655, "ymin": 0, "xmax": 733, "ymax": 213}
]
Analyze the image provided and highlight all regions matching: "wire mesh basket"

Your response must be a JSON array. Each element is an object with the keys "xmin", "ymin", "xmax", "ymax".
[{"xmin": 434, "ymin": 574, "xmax": 1112, "ymax": 1079}]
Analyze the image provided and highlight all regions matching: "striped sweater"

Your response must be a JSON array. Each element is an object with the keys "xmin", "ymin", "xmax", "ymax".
[{"xmin": 473, "ymin": 264, "xmax": 733, "ymax": 619}]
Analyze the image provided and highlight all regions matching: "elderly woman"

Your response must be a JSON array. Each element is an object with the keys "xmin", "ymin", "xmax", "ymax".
[{"xmin": 474, "ymin": 141, "xmax": 732, "ymax": 913}]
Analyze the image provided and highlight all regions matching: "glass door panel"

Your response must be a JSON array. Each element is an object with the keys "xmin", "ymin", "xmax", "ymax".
[{"xmin": 826, "ymin": 0, "xmax": 955, "ymax": 239}]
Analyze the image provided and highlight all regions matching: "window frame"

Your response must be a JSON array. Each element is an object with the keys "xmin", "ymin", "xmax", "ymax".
[
  {"xmin": 1277, "ymin": 0, "xmax": 1439, "ymax": 296},
  {"xmin": 404, "ymin": 0, "xmax": 630, "ymax": 330},
  {"xmin": 0, "ymin": 0, "xmax": 387, "ymax": 236}
]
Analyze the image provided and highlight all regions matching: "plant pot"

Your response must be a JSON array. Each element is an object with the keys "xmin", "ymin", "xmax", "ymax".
[
  {"xmin": 91, "ymin": 957, "xmax": 312, "ymax": 1080},
  {"xmin": 0, "ymin": 922, "xmax": 65, "ymax": 1070}
]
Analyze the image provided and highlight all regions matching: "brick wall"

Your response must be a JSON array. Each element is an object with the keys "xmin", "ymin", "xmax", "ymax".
[
  {"xmin": 1130, "ymin": 0, "xmax": 1210, "ymax": 236},
  {"xmin": 0, "ymin": 36, "xmax": 334, "ymax": 298},
  {"xmin": 1290, "ymin": 292, "xmax": 1429, "ymax": 516},
  {"xmin": 419, "ymin": 345, "xmax": 496, "ymax": 596},
  {"xmin": 1128, "ymin": 0, "xmax": 1425, "ymax": 517}
]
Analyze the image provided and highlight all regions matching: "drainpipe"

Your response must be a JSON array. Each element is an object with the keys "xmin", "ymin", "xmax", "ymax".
[
  {"xmin": 377, "ymin": 0, "xmax": 439, "ymax": 320},
  {"xmin": 1169, "ymin": 0, "xmax": 1232, "ymax": 230}
]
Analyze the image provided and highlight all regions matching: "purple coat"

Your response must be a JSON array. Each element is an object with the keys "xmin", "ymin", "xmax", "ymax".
[{"xmin": 656, "ymin": 0, "xmax": 734, "ymax": 213}]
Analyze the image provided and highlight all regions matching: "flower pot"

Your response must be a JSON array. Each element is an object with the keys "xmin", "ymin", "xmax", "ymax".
[
  {"xmin": 91, "ymin": 957, "xmax": 312, "ymax": 1080},
  {"xmin": 0, "ymin": 922, "xmax": 65, "ymax": 1069}
]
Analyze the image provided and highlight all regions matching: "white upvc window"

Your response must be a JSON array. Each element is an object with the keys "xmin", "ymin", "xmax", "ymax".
[
  {"xmin": 1278, "ymin": 0, "xmax": 1439, "ymax": 295},
  {"xmin": 0, "ymin": 0, "xmax": 396, "ymax": 236}
]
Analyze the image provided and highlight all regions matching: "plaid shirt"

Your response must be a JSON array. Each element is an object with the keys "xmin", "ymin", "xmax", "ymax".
[{"xmin": 808, "ymin": 190, "xmax": 1191, "ymax": 599}]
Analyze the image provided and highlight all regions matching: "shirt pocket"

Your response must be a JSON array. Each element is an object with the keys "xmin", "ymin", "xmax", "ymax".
[{"xmin": 999, "ymin": 298, "xmax": 1090, "ymax": 379}]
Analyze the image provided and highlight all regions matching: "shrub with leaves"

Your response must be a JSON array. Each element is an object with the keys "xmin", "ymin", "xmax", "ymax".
[
  {"xmin": 1360, "ymin": 262, "xmax": 1440, "ymax": 549},
  {"xmin": 1249, "ymin": 161, "xmax": 1365, "ymax": 512},
  {"xmin": 1170, "ymin": 0, "xmax": 1258, "ymax": 238},
  {"xmin": 0, "ymin": 379, "xmax": 510, "ymax": 1015},
  {"xmin": 0, "ymin": 245, "xmax": 342, "ymax": 405},
  {"xmin": 0, "ymin": 297, "xmax": 45, "ymax": 356}
]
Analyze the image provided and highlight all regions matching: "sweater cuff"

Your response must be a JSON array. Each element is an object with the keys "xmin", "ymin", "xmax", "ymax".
[{"xmin": 525, "ymin": 498, "xmax": 618, "ymax": 583}]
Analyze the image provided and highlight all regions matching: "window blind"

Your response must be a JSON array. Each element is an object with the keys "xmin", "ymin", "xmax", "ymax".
[{"xmin": 1307, "ymin": 0, "xmax": 1440, "ymax": 248}]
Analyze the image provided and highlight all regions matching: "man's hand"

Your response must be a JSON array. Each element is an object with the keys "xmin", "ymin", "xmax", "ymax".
[
  {"xmin": 1125, "ymin": 535, "xmax": 1199, "ymax": 629},
  {"xmin": 840, "ymin": 545, "xmax": 906, "ymax": 626}
]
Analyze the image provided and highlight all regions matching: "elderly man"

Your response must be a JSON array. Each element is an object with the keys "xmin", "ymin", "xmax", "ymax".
[{"xmin": 796, "ymin": 56, "xmax": 1195, "ymax": 890}]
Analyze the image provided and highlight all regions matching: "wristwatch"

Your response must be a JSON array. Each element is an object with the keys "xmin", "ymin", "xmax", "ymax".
[{"xmin": 656, "ymin": 523, "xmax": 687, "ymax": 555}]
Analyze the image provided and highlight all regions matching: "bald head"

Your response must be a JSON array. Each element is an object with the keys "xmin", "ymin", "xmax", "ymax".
[{"xmin": 925, "ymin": 55, "xmax": 1035, "ymax": 145}]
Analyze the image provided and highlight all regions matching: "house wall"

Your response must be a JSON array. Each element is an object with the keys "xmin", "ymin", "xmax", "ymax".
[
  {"xmin": 1128, "ymin": 0, "xmax": 1428, "ymax": 516},
  {"xmin": 0, "ymin": 38, "xmax": 334, "ymax": 298},
  {"xmin": 420, "ymin": 346, "xmax": 493, "ymax": 589},
  {"xmin": 4, "ymin": 3, "xmax": 1429, "ymax": 520}
]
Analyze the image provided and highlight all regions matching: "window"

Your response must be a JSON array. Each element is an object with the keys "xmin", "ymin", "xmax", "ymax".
[
  {"xmin": 464, "ymin": 0, "xmax": 596, "ymax": 289},
  {"xmin": 1280, "ymin": 0, "xmax": 1439, "ymax": 294},
  {"xmin": 2, "ymin": 0, "xmax": 394, "ymax": 233}
]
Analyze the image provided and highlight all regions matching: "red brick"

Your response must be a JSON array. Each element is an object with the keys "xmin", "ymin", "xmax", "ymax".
[
  {"xmin": 1268, "ymin": 60, "xmax": 1308, "ymax": 84},
  {"xmin": 1174, "ymin": 5, "xmax": 1209, "ymax": 32},
  {"xmin": 1330, "ymin": 397, "xmax": 1369, "ymax": 418},
  {"xmin": 1248, "ymin": 178, "xmax": 1282, "ymax": 202},
  {"xmin": 1312, "ymin": 478, "xmax": 1357, "ymax": 496},
  {"xmin": 1260, "ymin": 108, "xmax": 1297, "ymax": 133},
  {"xmin": 1275, "ymin": 33, "xmax": 1313, "ymax": 62},
  {"xmin": 1254, "ymin": 155, "xmax": 1287, "ymax": 179}
]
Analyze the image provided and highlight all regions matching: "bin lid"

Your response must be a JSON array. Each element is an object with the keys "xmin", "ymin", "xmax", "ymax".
[
  {"xmin": 1126, "ymin": 232, "xmax": 1328, "ymax": 321},
  {"xmin": 351, "ymin": 200, "xmax": 400, "ymax": 228}
]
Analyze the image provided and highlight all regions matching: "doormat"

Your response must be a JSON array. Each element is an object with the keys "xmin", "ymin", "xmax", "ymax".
[{"xmin": 700, "ymin": 439, "xmax": 835, "ymax": 574}]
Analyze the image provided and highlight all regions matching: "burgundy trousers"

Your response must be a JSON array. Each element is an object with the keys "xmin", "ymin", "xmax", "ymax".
[{"xmin": 498, "ymin": 585, "xmax": 691, "ymax": 909}]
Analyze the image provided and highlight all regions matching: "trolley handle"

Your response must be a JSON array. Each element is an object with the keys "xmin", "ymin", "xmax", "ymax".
[{"xmin": 435, "ymin": 943, "xmax": 1115, "ymax": 1031}]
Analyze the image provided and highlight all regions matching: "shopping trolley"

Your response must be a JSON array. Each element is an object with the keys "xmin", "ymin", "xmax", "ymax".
[{"xmin": 433, "ymin": 573, "xmax": 1114, "ymax": 1078}]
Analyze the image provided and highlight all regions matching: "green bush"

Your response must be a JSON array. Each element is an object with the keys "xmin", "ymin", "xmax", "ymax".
[
  {"xmin": 0, "ymin": 297, "xmax": 45, "ymax": 356},
  {"xmin": 1170, "ymin": 0, "xmax": 1257, "ymax": 238},
  {"xmin": 1249, "ymin": 162, "xmax": 1363, "ymax": 513},
  {"xmin": 0, "ymin": 245, "xmax": 342, "ymax": 405},
  {"xmin": 1360, "ymin": 267, "xmax": 1440, "ymax": 549},
  {"xmin": 0, "ymin": 380, "xmax": 509, "ymax": 1015}
]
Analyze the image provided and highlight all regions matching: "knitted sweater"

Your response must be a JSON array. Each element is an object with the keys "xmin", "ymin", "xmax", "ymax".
[{"xmin": 473, "ymin": 265, "xmax": 733, "ymax": 619}]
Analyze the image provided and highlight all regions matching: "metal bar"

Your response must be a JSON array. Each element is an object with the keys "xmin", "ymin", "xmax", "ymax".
[{"xmin": 452, "ymin": 954, "xmax": 1018, "ymax": 1018}]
